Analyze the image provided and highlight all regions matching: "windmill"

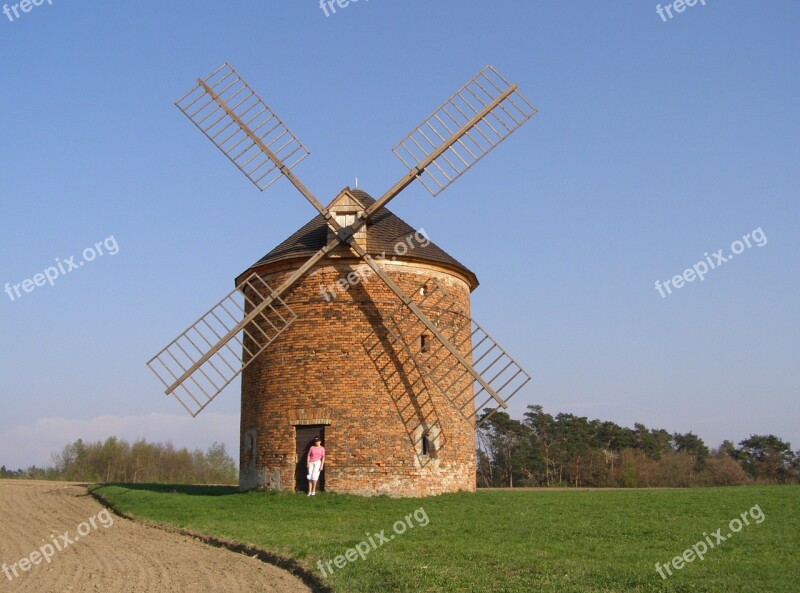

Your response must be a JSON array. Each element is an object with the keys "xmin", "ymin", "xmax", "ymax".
[{"xmin": 147, "ymin": 63, "xmax": 537, "ymax": 494}]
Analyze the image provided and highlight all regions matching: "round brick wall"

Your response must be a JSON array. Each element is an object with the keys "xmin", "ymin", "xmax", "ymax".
[{"xmin": 239, "ymin": 257, "xmax": 477, "ymax": 497}]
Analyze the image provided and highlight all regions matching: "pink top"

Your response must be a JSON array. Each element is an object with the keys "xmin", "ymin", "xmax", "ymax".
[{"xmin": 308, "ymin": 445, "xmax": 325, "ymax": 463}]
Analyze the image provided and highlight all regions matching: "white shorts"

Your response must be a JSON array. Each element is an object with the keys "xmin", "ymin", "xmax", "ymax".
[{"xmin": 308, "ymin": 460, "xmax": 322, "ymax": 481}]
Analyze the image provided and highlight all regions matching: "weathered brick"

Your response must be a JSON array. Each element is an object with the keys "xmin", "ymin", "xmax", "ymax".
[{"xmin": 239, "ymin": 259, "xmax": 477, "ymax": 497}]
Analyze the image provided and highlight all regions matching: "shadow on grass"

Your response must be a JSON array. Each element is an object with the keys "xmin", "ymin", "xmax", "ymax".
[
  {"xmin": 103, "ymin": 482, "xmax": 395, "ymax": 504},
  {"xmin": 102, "ymin": 482, "xmax": 241, "ymax": 496}
]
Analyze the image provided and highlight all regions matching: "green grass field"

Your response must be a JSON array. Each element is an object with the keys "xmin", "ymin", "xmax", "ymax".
[{"xmin": 92, "ymin": 484, "xmax": 799, "ymax": 593}]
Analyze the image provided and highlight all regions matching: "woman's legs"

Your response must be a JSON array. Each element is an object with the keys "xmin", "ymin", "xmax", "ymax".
[{"xmin": 308, "ymin": 460, "xmax": 320, "ymax": 494}]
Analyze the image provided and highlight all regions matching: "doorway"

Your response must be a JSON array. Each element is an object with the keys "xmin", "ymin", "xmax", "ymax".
[{"xmin": 295, "ymin": 425, "xmax": 325, "ymax": 493}]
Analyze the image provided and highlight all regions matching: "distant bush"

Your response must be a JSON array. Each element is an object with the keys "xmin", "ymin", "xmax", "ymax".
[{"xmin": 1, "ymin": 438, "xmax": 237, "ymax": 485}]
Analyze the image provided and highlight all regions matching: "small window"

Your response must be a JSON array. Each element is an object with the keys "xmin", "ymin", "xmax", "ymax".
[
  {"xmin": 421, "ymin": 432, "xmax": 431, "ymax": 456},
  {"xmin": 243, "ymin": 429, "xmax": 257, "ymax": 471},
  {"xmin": 420, "ymin": 335, "xmax": 429, "ymax": 353},
  {"xmin": 335, "ymin": 212, "xmax": 356, "ymax": 229}
]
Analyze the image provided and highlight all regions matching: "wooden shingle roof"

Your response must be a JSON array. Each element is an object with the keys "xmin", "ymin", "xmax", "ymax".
[{"xmin": 240, "ymin": 189, "xmax": 478, "ymax": 290}]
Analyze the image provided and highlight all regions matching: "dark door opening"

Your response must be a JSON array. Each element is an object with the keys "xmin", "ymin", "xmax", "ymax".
[{"xmin": 295, "ymin": 425, "xmax": 325, "ymax": 493}]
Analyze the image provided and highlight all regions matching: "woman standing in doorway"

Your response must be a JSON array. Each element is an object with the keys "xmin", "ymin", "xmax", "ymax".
[{"xmin": 307, "ymin": 437, "xmax": 325, "ymax": 496}]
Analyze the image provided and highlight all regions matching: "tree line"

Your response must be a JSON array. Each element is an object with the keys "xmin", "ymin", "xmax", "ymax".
[
  {"xmin": 3, "ymin": 412, "xmax": 796, "ymax": 488},
  {"xmin": 477, "ymin": 405, "xmax": 799, "ymax": 488},
  {"xmin": 0, "ymin": 437, "xmax": 237, "ymax": 485}
]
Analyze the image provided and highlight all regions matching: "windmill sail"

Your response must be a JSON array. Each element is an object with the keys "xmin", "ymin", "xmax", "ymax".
[
  {"xmin": 381, "ymin": 279, "xmax": 531, "ymax": 423},
  {"xmin": 147, "ymin": 273, "xmax": 296, "ymax": 416},
  {"xmin": 175, "ymin": 63, "xmax": 310, "ymax": 191},
  {"xmin": 392, "ymin": 65, "xmax": 537, "ymax": 196}
]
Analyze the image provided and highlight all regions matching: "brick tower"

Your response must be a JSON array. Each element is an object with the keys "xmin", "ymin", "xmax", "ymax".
[{"xmin": 238, "ymin": 188, "xmax": 480, "ymax": 496}]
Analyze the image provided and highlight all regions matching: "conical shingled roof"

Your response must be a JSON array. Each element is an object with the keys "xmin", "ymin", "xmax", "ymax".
[{"xmin": 241, "ymin": 188, "xmax": 478, "ymax": 290}]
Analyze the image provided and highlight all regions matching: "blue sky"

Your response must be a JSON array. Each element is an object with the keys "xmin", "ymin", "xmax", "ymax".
[{"xmin": 1, "ymin": 0, "xmax": 798, "ymax": 468}]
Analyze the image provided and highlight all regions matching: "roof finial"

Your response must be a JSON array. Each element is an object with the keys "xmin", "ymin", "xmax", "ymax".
[{"xmin": 355, "ymin": 177, "xmax": 359, "ymax": 188}]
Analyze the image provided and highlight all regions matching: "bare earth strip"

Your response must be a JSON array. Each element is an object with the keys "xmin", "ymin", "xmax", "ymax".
[{"xmin": 0, "ymin": 480, "xmax": 311, "ymax": 593}]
